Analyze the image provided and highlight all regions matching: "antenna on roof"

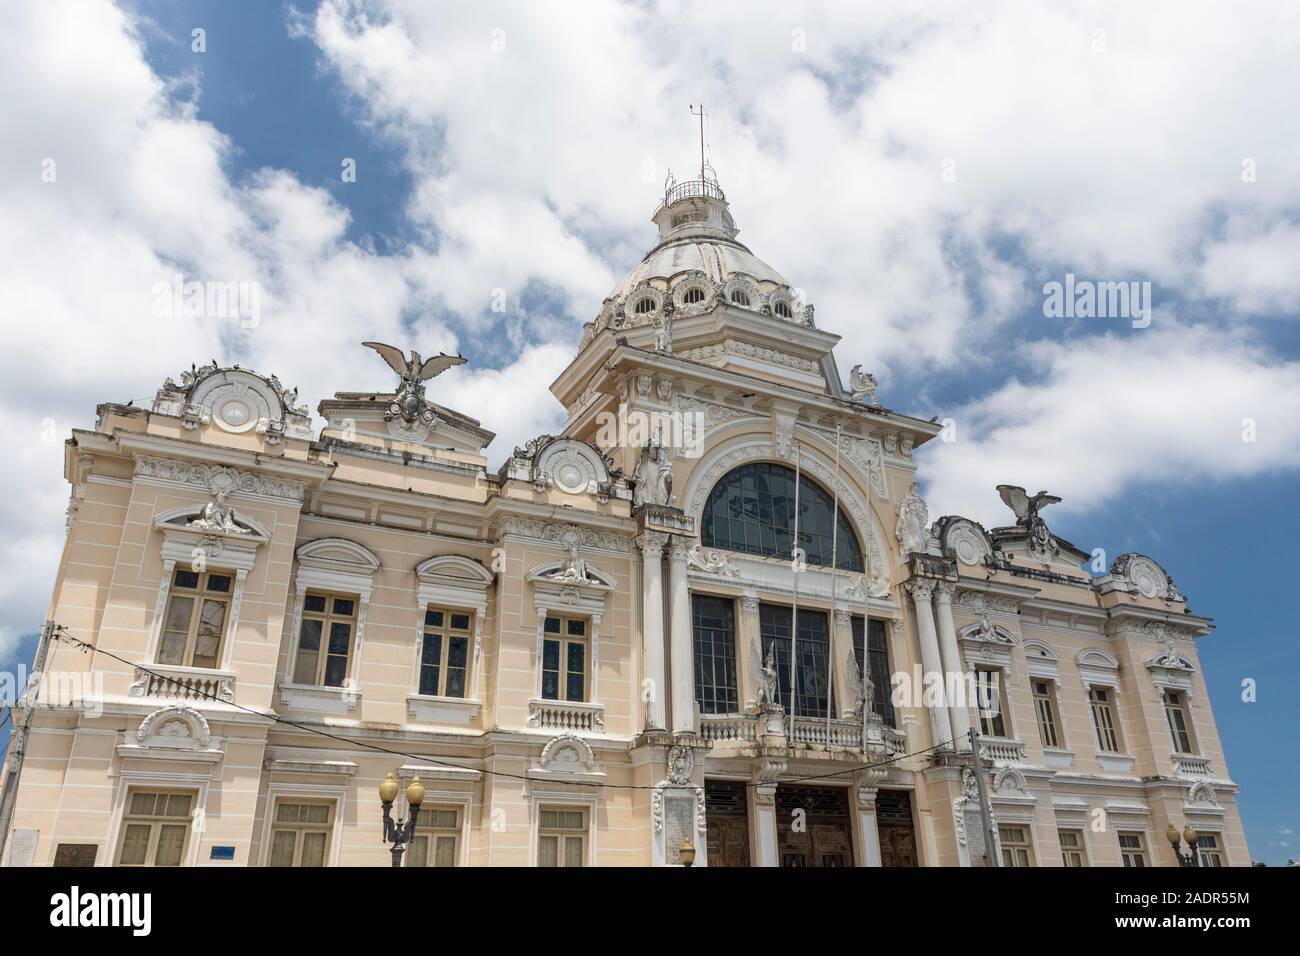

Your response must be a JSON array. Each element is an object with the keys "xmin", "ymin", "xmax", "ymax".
[{"xmin": 689, "ymin": 104, "xmax": 706, "ymax": 184}]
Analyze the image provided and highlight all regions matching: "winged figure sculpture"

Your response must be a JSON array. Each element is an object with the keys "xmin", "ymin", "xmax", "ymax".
[
  {"xmin": 995, "ymin": 484, "xmax": 1061, "ymax": 528},
  {"xmin": 362, "ymin": 341, "xmax": 466, "ymax": 426}
]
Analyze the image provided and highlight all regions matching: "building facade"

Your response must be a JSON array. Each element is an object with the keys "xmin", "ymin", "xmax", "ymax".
[{"xmin": 0, "ymin": 176, "xmax": 1247, "ymax": 867}]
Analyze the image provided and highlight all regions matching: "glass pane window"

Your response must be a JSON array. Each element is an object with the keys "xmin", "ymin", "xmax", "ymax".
[
  {"xmin": 975, "ymin": 669, "xmax": 1007, "ymax": 738},
  {"xmin": 541, "ymin": 617, "xmax": 587, "ymax": 703},
  {"xmin": 1197, "ymin": 832, "xmax": 1225, "ymax": 867},
  {"xmin": 269, "ymin": 801, "xmax": 333, "ymax": 867},
  {"xmin": 851, "ymin": 617, "xmax": 896, "ymax": 726},
  {"xmin": 538, "ymin": 808, "xmax": 586, "ymax": 867},
  {"xmin": 419, "ymin": 607, "xmax": 473, "ymax": 698},
  {"xmin": 701, "ymin": 462, "xmax": 864, "ymax": 572},
  {"xmin": 294, "ymin": 592, "xmax": 357, "ymax": 688},
  {"xmin": 692, "ymin": 595, "xmax": 738, "ymax": 714},
  {"xmin": 157, "ymin": 568, "xmax": 232, "ymax": 669},
  {"xmin": 1118, "ymin": 831, "xmax": 1148, "ymax": 867},
  {"xmin": 116, "ymin": 789, "xmax": 194, "ymax": 867},
  {"xmin": 409, "ymin": 806, "xmax": 460, "ymax": 867},
  {"xmin": 1058, "ymin": 829, "xmax": 1088, "ymax": 867},
  {"xmin": 1032, "ymin": 680, "xmax": 1060, "ymax": 749},
  {"xmin": 1089, "ymin": 686, "xmax": 1121, "ymax": 753},
  {"xmin": 759, "ymin": 604, "xmax": 834, "ymax": 718},
  {"xmin": 998, "ymin": 825, "xmax": 1034, "ymax": 867},
  {"xmin": 1163, "ymin": 690, "xmax": 1195, "ymax": 754}
]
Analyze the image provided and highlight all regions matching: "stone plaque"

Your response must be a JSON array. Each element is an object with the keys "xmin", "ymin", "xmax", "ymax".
[
  {"xmin": 53, "ymin": 843, "xmax": 98, "ymax": 867},
  {"xmin": 6, "ymin": 828, "xmax": 37, "ymax": 867},
  {"xmin": 963, "ymin": 806, "xmax": 991, "ymax": 867},
  {"xmin": 664, "ymin": 793, "xmax": 696, "ymax": 864}
]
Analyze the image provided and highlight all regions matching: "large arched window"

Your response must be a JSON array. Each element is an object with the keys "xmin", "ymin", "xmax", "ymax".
[{"xmin": 701, "ymin": 462, "xmax": 864, "ymax": 571}]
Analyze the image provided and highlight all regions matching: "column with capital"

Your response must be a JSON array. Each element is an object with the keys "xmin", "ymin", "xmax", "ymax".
[
  {"xmin": 833, "ymin": 607, "xmax": 854, "ymax": 718},
  {"xmin": 639, "ymin": 532, "xmax": 668, "ymax": 730},
  {"xmin": 906, "ymin": 579, "xmax": 951, "ymax": 751},
  {"xmin": 854, "ymin": 773, "xmax": 885, "ymax": 866},
  {"xmin": 933, "ymin": 582, "xmax": 973, "ymax": 749},
  {"xmin": 667, "ymin": 538, "xmax": 695, "ymax": 734},
  {"xmin": 750, "ymin": 758, "xmax": 785, "ymax": 867}
]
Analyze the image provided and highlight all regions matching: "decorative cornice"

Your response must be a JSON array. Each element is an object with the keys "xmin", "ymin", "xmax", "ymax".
[{"xmin": 134, "ymin": 455, "xmax": 307, "ymax": 502}]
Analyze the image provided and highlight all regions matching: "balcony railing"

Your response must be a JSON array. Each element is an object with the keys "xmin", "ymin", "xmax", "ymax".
[
  {"xmin": 790, "ymin": 716, "xmax": 869, "ymax": 749},
  {"xmin": 980, "ymin": 737, "xmax": 1028, "ymax": 765},
  {"xmin": 130, "ymin": 664, "xmax": 235, "ymax": 704},
  {"xmin": 528, "ymin": 698, "xmax": 605, "ymax": 734},
  {"xmin": 699, "ymin": 713, "xmax": 758, "ymax": 743},
  {"xmin": 1172, "ymin": 753, "xmax": 1212, "ymax": 777},
  {"xmin": 659, "ymin": 178, "xmax": 725, "ymax": 209}
]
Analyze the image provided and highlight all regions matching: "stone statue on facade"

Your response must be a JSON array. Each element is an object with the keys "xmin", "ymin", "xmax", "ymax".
[
  {"xmin": 362, "ymin": 340, "xmax": 467, "ymax": 426},
  {"xmin": 996, "ymin": 484, "xmax": 1061, "ymax": 561},
  {"xmin": 895, "ymin": 481, "xmax": 929, "ymax": 555},
  {"xmin": 849, "ymin": 364, "xmax": 878, "ymax": 404},
  {"xmin": 754, "ymin": 644, "xmax": 780, "ymax": 709},
  {"xmin": 551, "ymin": 542, "xmax": 595, "ymax": 585},
  {"xmin": 187, "ymin": 492, "xmax": 247, "ymax": 535},
  {"xmin": 633, "ymin": 441, "xmax": 673, "ymax": 508}
]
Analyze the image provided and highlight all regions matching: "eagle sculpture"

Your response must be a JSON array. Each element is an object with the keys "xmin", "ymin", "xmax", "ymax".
[
  {"xmin": 995, "ymin": 485, "xmax": 1061, "ymax": 528},
  {"xmin": 362, "ymin": 341, "xmax": 466, "ymax": 426}
]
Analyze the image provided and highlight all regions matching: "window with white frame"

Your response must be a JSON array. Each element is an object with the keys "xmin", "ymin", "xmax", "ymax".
[
  {"xmin": 542, "ymin": 616, "xmax": 588, "ymax": 702},
  {"xmin": 1118, "ymin": 830, "xmax": 1149, "ymax": 867},
  {"xmin": 998, "ymin": 825, "xmax": 1035, "ymax": 867},
  {"xmin": 1031, "ymin": 679, "xmax": 1061, "ymax": 749},
  {"xmin": 419, "ymin": 608, "xmax": 473, "ymax": 698},
  {"xmin": 117, "ymin": 789, "xmax": 195, "ymax": 866},
  {"xmin": 1163, "ymin": 689, "xmax": 1196, "ymax": 754},
  {"xmin": 538, "ymin": 807, "xmax": 586, "ymax": 867},
  {"xmin": 157, "ymin": 567, "xmax": 232, "ymax": 669},
  {"xmin": 268, "ymin": 800, "xmax": 333, "ymax": 867},
  {"xmin": 1088, "ymin": 685, "xmax": 1122, "ymax": 753},
  {"xmin": 1197, "ymin": 832, "xmax": 1225, "ymax": 867},
  {"xmin": 1058, "ymin": 828, "xmax": 1088, "ymax": 867},
  {"xmin": 293, "ymin": 592, "xmax": 358, "ymax": 687},
  {"xmin": 975, "ymin": 668, "xmax": 1007, "ymax": 738},
  {"xmin": 408, "ymin": 806, "xmax": 460, "ymax": 867}
]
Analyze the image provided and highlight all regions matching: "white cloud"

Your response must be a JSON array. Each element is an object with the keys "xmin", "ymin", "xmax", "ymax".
[{"xmin": 919, "ymin": 324, "xmax": 1300, "ymax": 526}]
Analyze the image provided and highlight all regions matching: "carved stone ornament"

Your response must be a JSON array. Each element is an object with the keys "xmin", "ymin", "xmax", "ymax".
[
  {"xmin": 136, "ymin": 704, "xmax": 212, "ymax": 748},
  {"xmin": 539, "ymin": 734, "xmax": 595, "ymax": 771},
  {"xmin": 666, "ymin": 746, "xmax": 694, "ymax": 785},
  {"xmin": 895, "ymin": 481, "xmax": 929, "ymax": 555},
  {"xmin": 686, "ymin": 544, "xmax": 739, "ymax": 576},
  {"xmin": 186, "ymin": 491, "xmax": 252, "ymax": 535},
  {"xmin": 361, "ymin": 341, "xmax": 466, "ymax": 426},
  {"xmin": 848, "ymin": 365, "xmax": 878, "ymax": 404},
  {"xmin": 497, "ymin": 516, "xmax": 630, "ymax": 553},
  {"xmin": 135, "ymin": 455, "xmax": 307, "ymax": 502},
  {"xmin": 633, "ymin": 441, "xmax": 674, "ymax": 508}
]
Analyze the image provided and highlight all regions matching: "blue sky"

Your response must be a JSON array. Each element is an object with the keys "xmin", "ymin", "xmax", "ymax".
[{"xmin": 1, "ymin": 1, "xmax": 1297, "ymax": 863}]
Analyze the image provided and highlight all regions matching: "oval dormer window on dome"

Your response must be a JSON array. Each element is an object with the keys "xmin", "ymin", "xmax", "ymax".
[
  {"xmin": 633, "ymin": 297, "xmax": 657, "ymax": 315},
  {"xmin": 773, "ymin": 301, "xmax": 793, "ymax": 318},
  {"xmin": 683, "ymin": 287, "xmax": 706, "ymax": 305},
  {"xmin": 730, "ymin": 290, "xmax": 751, "ymax": 307}
]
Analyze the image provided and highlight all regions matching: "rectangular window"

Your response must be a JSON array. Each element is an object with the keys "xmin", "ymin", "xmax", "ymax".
[
  {"xmin": 157, "ymin": 567, "xmax": 232, "ymax": 669},
  {"xmin": 975, "ymin": 668, "xmax": 1007, "ymax": 738},
  {"xmin": 1089, "ymin": 686, "xmax": 1121, "ymax": 753},
  {"xmin": 1197, "ymin": 832, "xmax": 1225, "ymax": 867},
  {"xmin": 1118, "ymin": 830, "xmax": 1149, "ymax": 867},
  {"xmin": 541, "ymin": 616, "xmax": 587, "ymax": 703},
  {"xmin": 852, "ymin": 617, "xmax": 897, "ymax": 727},
  {"xmin": 759, "ymin": 604, "xmax": 833, "ymax": 718},
  {"xmin": 1032, "ymin": 679, "xmax": 1061, "ymax": 748},
  {"xmin": 998, "ymin": 825, "xmax": 1034, "ymax": 867},
  {"xmin": 1163, "ymin": 690, "xmax": 1195, "ymax": 754},
  {"xmin": 293, "ymin": 592, "xmax": 358, "ymax": 688},
  {"xmin": 692, "ymin": 595, "xmax": 739, "ymax": 714},
  {"xmin": 408, "ymin": 806, "xmax": 460, "ymax": 867},
  {"xmin": 419, "ymin": 608, "xmax": 472, "ymax": 698},
  {"xmin": 1058, "ymin": 829, "xmax": 1088, "ymax": 867},
  {"xmin": 538, "ymin": 808, "xmax": 586, "ymax": 867},
  {"xmin": 268, "ymin": 800, "xmax": 333, "ymax": 867},
  {"xmin": 117, "ymin": 790, "xmax": 194, "ymax": 866}
]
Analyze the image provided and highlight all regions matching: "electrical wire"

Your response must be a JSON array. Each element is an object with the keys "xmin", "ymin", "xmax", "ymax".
[{"xmin": 48, "ymin": 625, "xmax": 952, "ymax": 791}]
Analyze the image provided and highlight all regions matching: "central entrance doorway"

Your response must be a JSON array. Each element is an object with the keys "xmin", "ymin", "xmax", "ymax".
[
  {"xmin": 776, "ymin": 785, "xmax": 854, "ymax": 867},
  {"xmin": 704, "ymin": 780, "xmax": 751, "ymax": 867},
  {"xmin": 876, "ymin": 789, "xmax": 919, "ymax": 867}
]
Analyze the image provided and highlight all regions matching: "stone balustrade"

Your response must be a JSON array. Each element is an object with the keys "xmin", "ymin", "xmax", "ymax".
[
  {"xmin": 527, "ymin": 698, "xmax": 605, "ymax": 734},
  {"xmin": 130, "ymin": 664, "xmax": 235, "ymax": 704}
]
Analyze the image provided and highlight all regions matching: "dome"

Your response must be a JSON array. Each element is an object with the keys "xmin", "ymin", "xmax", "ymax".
[{"xmin": 586, "ymin": 178, "xmax": 813, "ymax": 343}]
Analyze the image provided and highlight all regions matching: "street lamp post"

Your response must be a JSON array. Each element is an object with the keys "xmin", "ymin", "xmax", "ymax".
[
  {"xmin": 379, "ymin": 771, "xmax": 424, "ymax": 868},
  {"xmin": 1166, "ymin": 823, "xmax": 1200, "ymax": 868}
]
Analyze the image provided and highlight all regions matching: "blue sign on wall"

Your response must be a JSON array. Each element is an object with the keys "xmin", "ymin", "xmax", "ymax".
[{"xmin": 210, "ymin": 845, "xmax": 236, "ymax": 861}]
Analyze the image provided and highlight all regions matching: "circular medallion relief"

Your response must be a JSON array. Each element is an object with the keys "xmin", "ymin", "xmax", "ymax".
[
  {"xmin": 554, "ymin": 461, "xmax": 591, "ymax": 494},
  {"xmin": 212, "ymin": 393, "xmax": 259, "ymax": 432},
  {"xmin": 947, "ymin": 523, "xmax": 989, "ymax": 566},
  {"xmin": 1130, "ymin": 561, "xmax": 1164, "ymax": 598}
]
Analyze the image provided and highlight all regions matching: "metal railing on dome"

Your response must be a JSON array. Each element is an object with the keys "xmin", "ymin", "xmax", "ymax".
[{"xmin": 659, "ymin": 178, "xmax": 726, "ymax": 209}]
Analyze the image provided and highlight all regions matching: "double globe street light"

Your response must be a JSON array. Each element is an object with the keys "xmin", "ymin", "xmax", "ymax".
[
  {"xmin": 1167, "ymin": 823, "xmax": 1200, "ymax": 868},
  {"xmin": 379, "ymin": 771, "xmax": 425, "ymax": 868}
]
